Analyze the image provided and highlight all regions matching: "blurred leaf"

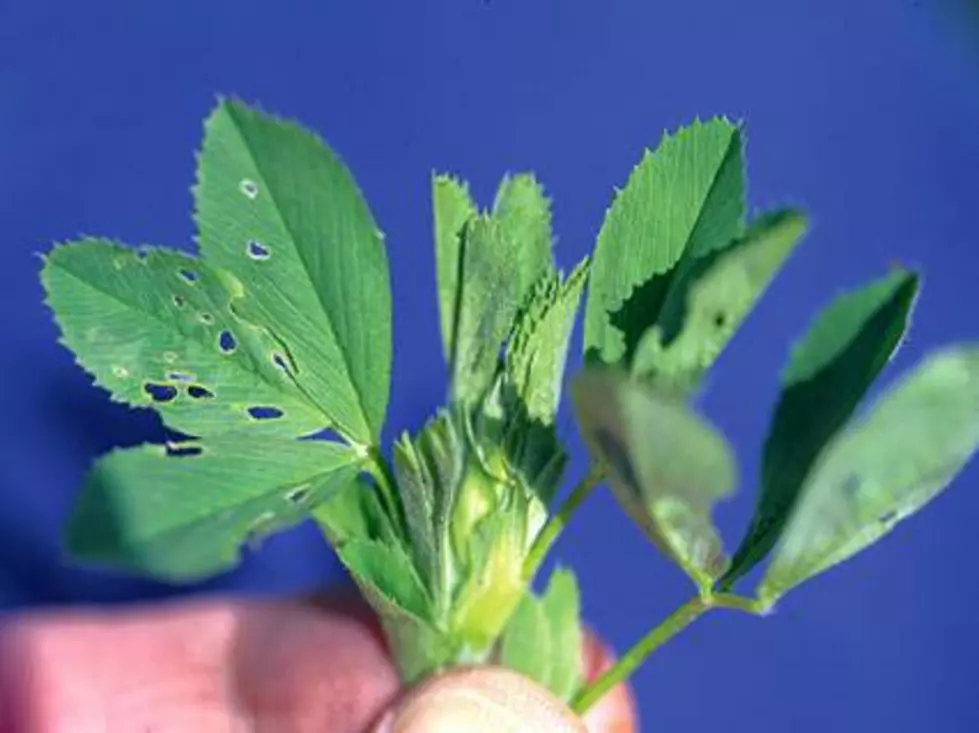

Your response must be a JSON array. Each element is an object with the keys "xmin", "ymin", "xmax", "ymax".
[
  {"xmin": 572, "ymin": 370, "xmax": 737, "ymax": 590},
  {"xmin": 632, "ymin": 209, "xmax": 808, "ymax": 391},
  {"xmin": 337, "ymin": 538, "xmax": 454, "ymax": 682},
  {"xmin": 760, "ymin": 345, "xmax": 979, "ymax": 604},
  {"xmin": 584, "ymin": 118, "xmax": 745, "ymax": 368},
  {"xmin": 721, "ymin": 270, "xmax": 919, "ymax": 589},
  {"xmin": 67, "ymin": 437, "xmax": 364, "ymax": 580},
  {"xmin": 195, "ymin": 98, "xmax": 392, "ymax": 444},
  {"xmin": 311, "ymin": 474, "xmax": 398, "ymax": 548},
  {"xmin": 499, "ymin": 567, "xmax": 584, "ymax": 701},
  {"xmin": 42, "ymin": 239, "xmax": 328, "ymax": 439}
]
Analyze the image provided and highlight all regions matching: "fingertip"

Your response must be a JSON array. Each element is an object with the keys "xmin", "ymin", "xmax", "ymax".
[{"xmin": 374, "ymin": 667, "xmax": 586, "ymax": 733}]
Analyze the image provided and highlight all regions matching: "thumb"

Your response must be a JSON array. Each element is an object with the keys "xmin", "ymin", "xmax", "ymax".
[{"xmin": 372, "ymin": 667, "xmax": 586, "ymax": 733}]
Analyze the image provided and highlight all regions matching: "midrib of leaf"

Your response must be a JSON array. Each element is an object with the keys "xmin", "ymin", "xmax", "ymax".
[
  {"xmin": 225, "ymin": 114, "xmax": 373, "ymax": 443},
  {"xmin": 130, "ymin": 452, "xmax": 359, "ymax": 540},
  {"xmin": 48, "ymin": 250, "xmax": 325, "ymax": 421},
  {"xmin": 447, "ymin": 222, "xmax": 470, "ymax": 392}
]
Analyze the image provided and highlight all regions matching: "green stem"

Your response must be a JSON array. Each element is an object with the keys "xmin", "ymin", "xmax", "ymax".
[
  {"xmin": 522, "ymin": 465, "xmax": 603, "ymax": 581},
  {"xmin": 367, "ymin": 446, "xmax": 404, "ymax": 533},
  {"xmin": 570, "ymin": 591, "xmax": 764, "ymax": 716}
]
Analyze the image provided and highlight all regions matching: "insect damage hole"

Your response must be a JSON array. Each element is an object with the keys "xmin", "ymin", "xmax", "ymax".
[
  {"xmin": 218, "ymin": 330, "xmax": 237, "ymax": 354},
  {"xmin": 144, "ymin": 382, "xmax": 177, "ymax": 403},
  {"xmin": 247, "ymin": 406, "xmax": 284, "ymax": 420},
  {"xmin": 167, "ymin": 371, "xmax": 196, "ymax": 382},
  {"xmin": 246, "ymin": 240, "xmax": 271, "ymax": 260},
  {"xmin": 187, "ymin": 385, "xmax": 215, "ymax": 400},
  {"xmin": 172, "ymin": 295, "xmax": 186, "ymax": 308},
  {"xmin": 178, "ymin": 269, "xmax": 199, "ymax": 284},
  {"xmin": 285, "ymin": 484, "xmax": 312, "ymax": 505},
  {"xmin": 165, "ymin": 443, "xmax": 204, "ymax": 458},
  {"xmin": 239, "ymin": 179, "xmax": 259, "ymax": 199},
  {"xmin": 197, "ymin": 312, "xmax": 215, "ymax": 325}
]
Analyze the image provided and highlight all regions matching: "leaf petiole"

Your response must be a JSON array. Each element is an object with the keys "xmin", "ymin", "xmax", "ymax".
[
  {"xmin": 570, "ymin": 590, "xmax": 764, "ymax": 715},
  {"xmin": 523, "ymin": 464, "xmax": 604, "ymax": 582},
  {"xmin": 366, "ymin": 446, "xmax": 405, "ymax": 533}
]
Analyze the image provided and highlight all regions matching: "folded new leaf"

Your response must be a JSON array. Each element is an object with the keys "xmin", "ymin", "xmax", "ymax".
[
  {"xmin": 583, "ymin": 117, "xmax": 746, "ymax": 374},
  {"xmin": 572, "ymin": 370, "xmax": 737, "ymax": 591},
  {"xmin": 499, "ymin": 567, "xmax": 584, "ymax": 702},
  {"xmin": 759, "ymin": 345, "xmax": 979, "ymax": 605},
  {"xmin": 431, "ymin": 173, "xmax": 554, "ymax": 405},
  {"xmin": 41, "ymin": 240, "xmax": 328, "ymax": 439},
  {"xmin": 67, "ymin": 437, "xmax": 365, "ymax": 580},
  {"xmin": 195, "ymin": 99, "xmax": 393, "ymax": 445},
  {"xmin": 630, "ymin": 209, "xmax": 808, "ymax": 391},
  {"xmin": 721, "ymin": 269, "xmax": 919, "ymax": 589}
]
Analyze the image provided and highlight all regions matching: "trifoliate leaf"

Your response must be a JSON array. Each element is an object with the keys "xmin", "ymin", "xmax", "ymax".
[
  {"xmin": 499, "ymin": 567, "xmax": 584, "ymax": 701},
  {"xmin": 42, "ymin": 239, "xmax": 327, "ymax": 439},
  {"xmin": 432, "ymin": 173, "xmax": 554, "ymax": 405},
  {"xmin": 337, "ymin": 538, "xmax": 455, "ymax": 682},
  {"xmin": 194, "ymin": 98, "xmax": 392, "ymax": 445},
  {"xmin": 67, "ymin": 437, "xmax": 364, "ymax": 580},
  {"xmin": 759, "ymin": 345, "xmax": 979, "ymax": 605},
  {"xmin": 393, "ymin": 411, "xmax": 466, "ymax": 612},
  {"xmin": 572, "ymin": 370, "xmax": 737, "ymax": 590},
  {"xmin": 721, "ymin": 270, "xmax": 919, "ymax": 589},
  {"xmin": 583, "ymin": 118, "xmax": 745, "ymax": 368},
  {"xmin": 631, "ymin": 209, "xmax": 808, "ymax": 390},
  {"xmin": 432, "ymin": 173, "xmax": 479, "ymax": 361},
  {"xmin": 507, "ymin": 258, "xmax": 590, "ymax": 423}
]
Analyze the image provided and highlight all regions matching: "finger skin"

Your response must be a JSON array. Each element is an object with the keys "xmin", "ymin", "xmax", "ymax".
[{"xmin": 0, "ymin": 594, "xmax": 635, "ymax": 733}]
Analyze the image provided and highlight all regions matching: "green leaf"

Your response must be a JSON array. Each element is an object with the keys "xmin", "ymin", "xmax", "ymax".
[
  {"xmin": 393, "ymin": 411, "xmax": 466, "ymax": 611},
  {"xmin": 67, "ymin": 437, "xmax": 364, "ymax": 580},
  {"xmin": 500, "ymin": 567, "xmax": 585, "ymax": 701},
  {"xmin": 311, "ymin": 474, "xmax": 397, "ymax": 548},
  {"xmin": 432, "ymin": 174, "xmax": 479, "ymax": 361},
  {"xmin": 721, "ymin": 269, "xmax": 920, "ymax": 589},
  {"xmin": 42, "ymin": 239, "xmax": 328, "ymax": 439},
  {"xmin": 583, "ymin": 118, "xmax": 745, "ymax": 368},
  {"xmin": 433, "ymin": 172, "xmax": 554, "ymax": 405},
  {"xmin": 759, "ymin": 345, "xmax": 979, "ymax": 604},
  {"xmin": 572, "ymin": 370, "xmax": 737, "ymax": 589},
  {"xmin": 491, "ymin": 173, "xmax": 554, "ymax": 294},
  {"xmin": 632, "ymin": 209, "xmax": 808, "ymax": 390},
  {"xmin": 507, "ymin": 258, "xmax": 590, "ymax": 423},
  {"xmin": 337, "ymin": 538, "xmax": 455, "ymax": 682},
  {"xmin": 194, "ymin": 98, "xmax": 392, "ymax": 445}
]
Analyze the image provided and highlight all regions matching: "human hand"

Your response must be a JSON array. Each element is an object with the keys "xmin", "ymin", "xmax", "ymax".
[{"xmin": 0, "ymin": 592, "xmax": 636, "ymax": 732}]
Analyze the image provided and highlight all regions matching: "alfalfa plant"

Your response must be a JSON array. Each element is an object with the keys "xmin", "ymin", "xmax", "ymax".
[{"xmin": 40, "ymin": 98, "xmax": 979, "ymax": 714}]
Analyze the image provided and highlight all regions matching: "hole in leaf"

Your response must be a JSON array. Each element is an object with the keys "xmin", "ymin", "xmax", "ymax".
[
  {"xmin": 172, "ymin": 294, "xmax": 186, "ymax": 308},
  {"xmin": 272, "ymin": 352, "xmax": 293, "ymax": 376},
  {"xmin": 167, "ymin": 371, "xmax": 196, "ymax": 382},
  {"xmin": 239, "ymin": 179, "xmax": 259, "ymax": 199},
  {"xmin": 165, "ymin": 443, "xmax": 203, "ymax": 458},
  {"xmin": 178, "ymin": 269, "xmax": 198, "ymax": 284},
  {"xmin": 218, "ymin": 330, "xmax": 237, "ymax": 353},
  {"xmin": 246, "ymin": 240, "xmax": 271, "ymax": 260},
  {"xmin": 188, "ymin": 384, "xmax": 215, "ymax": 400},
  {"xmin": 198, "ymin": 312, "xmax": 215, "ymax": 325},
  {"xmin": 135, "ymin": 248, "xmax": 149, "ymax": 261},
  {"xmin": 879, "ymin": 509, "xmax": 898, "ymax": 525},
  {"xmin": 144, "ymin": 382, "xmax": 177, "ymax": 403},
  {"xmin": 247, "ymin": 511, "xmax": 277, "ymax": 551},
  {"xmin": 112, "ymin": 365, "xmax": 130, "ymax": 378},
  {"xmin": 286, "ymin": 484, "xmax": 312, "ymax": 505},
  {"xmin": 247, "ymin": 406, "xmax": 284, "ymax": 420},
  {"xmin": 713, "ymin": 312, "xmax": 727, "ymax": 329}
]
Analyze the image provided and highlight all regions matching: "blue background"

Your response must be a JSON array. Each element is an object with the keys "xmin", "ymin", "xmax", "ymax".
[{"xmin": 2, "ymin": 0, "xmax": 978, "ymax": 730}]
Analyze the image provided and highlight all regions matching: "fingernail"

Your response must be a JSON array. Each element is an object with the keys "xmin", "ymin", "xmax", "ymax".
[{"xmin": 373, "ymin": 668, "xmax": 585, "ymax": 733}]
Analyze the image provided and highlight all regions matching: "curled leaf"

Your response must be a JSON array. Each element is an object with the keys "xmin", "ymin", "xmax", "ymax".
[
  {"xmin": 572, "ymin": 370, "xmax": 737, "ymax": 590},
  {"xmin": 760, "ymin": 345, "xmax": 979, "ymax": 604}
]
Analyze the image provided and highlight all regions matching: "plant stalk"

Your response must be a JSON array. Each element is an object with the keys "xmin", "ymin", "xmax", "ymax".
[
  {"xmin": 570, "ymin": 591, "xmax": 764, "ymax": 716},
  {"xmin": 522, "ymin": 465, "xmax": 604, "ymax": 581}
]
